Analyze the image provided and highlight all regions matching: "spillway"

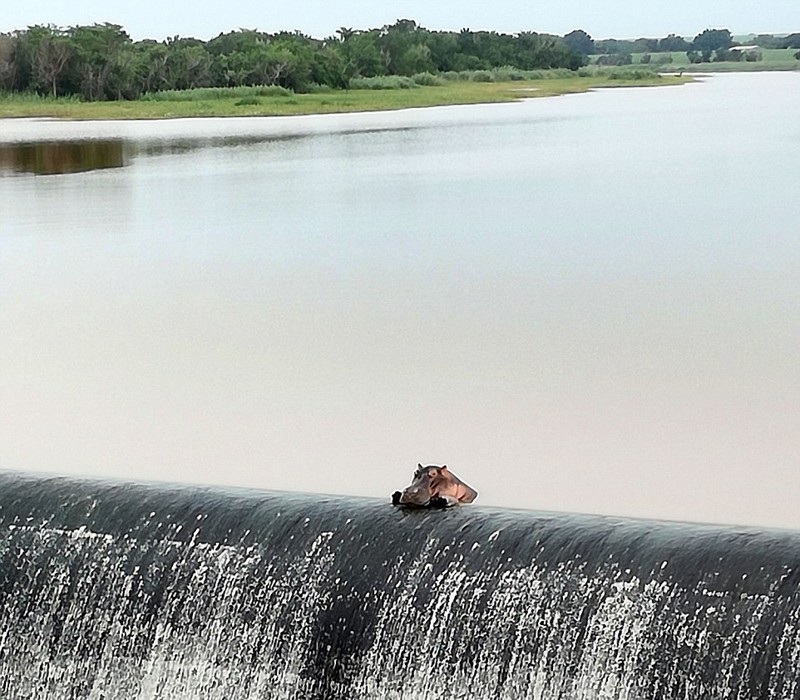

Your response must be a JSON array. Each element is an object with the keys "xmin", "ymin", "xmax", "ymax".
[{"xmin": 1, "ymin": 471, "xmax": 799, "ymax": 699}]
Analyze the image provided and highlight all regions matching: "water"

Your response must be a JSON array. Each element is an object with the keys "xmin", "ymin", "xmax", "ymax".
[
  {"xmin": 0, "ymin": 140, "xmax": 125, "ymax": 175},
  {"xmin": 1, "ymin": 73, "xmax": 799, "ymax": 527},
  {"xmin": 1, "ymin": 471, "xmax": 799, "ymax": 699}
]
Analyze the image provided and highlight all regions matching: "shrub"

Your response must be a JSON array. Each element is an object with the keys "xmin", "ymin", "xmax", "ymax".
[
  {"xmin": 0, "ymin": 90, "xmax": 80, "ymax": 103},
  {"xmin": 545, "ymin": 68, "xmax": 576, "ymax": 79},
  {"xmin": 411, "ymin": 72, "xmax": 445, "ymax": 86},
  {"xmin": 304, "ymin": 83, "xmax": 334, "ymax": 93},
  {"xmin": 142, "ymin": 85, "xmax": 291, "ymax": 101},
  {"xmin": 596, "ymin": 53, "xmax": 633, "ymax": 66},
  {"xmin": 348, "ymin": 75, "xmax": 417, "ymax": 90},
  {"xmin": 491, "ymin": 66, "xmax": 529, "ymax": 81},
  {"xmin": 607, "ymin": 68, "xmax": 660, "ymax": 80},
  {"xmin": 470, "ymin": 71, "xmax": 494, "ymax": 82}
]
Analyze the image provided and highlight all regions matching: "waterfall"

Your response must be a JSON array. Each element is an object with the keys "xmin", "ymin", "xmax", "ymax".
[{"xmin": 1, "ymin": 471, "xmax": 799, "ymax": 699}]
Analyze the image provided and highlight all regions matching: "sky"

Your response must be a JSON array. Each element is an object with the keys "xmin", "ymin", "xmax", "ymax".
[{"xmin": 1, "ymin": 0, "xmax": 797, "ymax": 41}]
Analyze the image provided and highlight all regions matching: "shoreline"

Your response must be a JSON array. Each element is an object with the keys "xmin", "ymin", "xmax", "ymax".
[{"xmin": 0, "ymin": 75, "xmax": 693, "ymax": 122}]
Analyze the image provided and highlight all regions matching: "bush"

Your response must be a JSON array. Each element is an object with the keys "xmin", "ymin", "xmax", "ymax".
[
  {"xmin": 348, "ymin": 75, "xmax": 418, "ymax": 90},
  {"xmin": 469, "ymin": 71, "xmax": 494, "ymax": 82},
  {"xmin": 596, "ymin": 53, "xmax": 633, "ymax": 66},
  {"xmin": 304, "ymin": 83, "xmax": 334, "ymax": 93},
  {"xmin": 142, "ymin": 85, "xmax": 291, "ymax": 101},
  {"xmin": 607, "ymin": 68, "xmax": 660, "ymax": 80},
  {"xmin": 547, "ymin": 68, "xmax": 577, "ymax": 79},
  {"xmin": 491, "ymin": 66, "xmax": 529, "ymax": 81},
  {"xmin": 411, "ymin": 72, "xmax": 445, "ymax": 86},
  {"xmin": 0, "ymin": 90, "xmax": 80, "ymax": 103}
]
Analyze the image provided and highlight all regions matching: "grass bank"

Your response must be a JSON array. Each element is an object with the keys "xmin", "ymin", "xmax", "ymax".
[
  {"xmin": 0, "ymin": 71, "xmax": 691, "ymax": 120},
  {"xmin": 590, "ymin": 48, "xmax": 800, "ymax": 73}
]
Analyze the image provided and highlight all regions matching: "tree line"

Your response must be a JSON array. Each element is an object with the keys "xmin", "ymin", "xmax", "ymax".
[
  {"xmin": 564, "ymin": 28, "xmax": 800, "ymax": 64},
  {"xmin": 566, "ymin": 28, "xmax": 800, "ymax": 55},
  {"xmin": 0, "ymin": 20, "xmax": 585, "ymax": 101}
]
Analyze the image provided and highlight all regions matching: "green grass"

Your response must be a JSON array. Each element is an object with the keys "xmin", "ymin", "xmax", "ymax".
[{"xmin": 0, "ymin": 73, "xmax": 692, "ymax": 120}]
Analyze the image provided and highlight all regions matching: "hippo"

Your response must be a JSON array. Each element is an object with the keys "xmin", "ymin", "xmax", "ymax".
[{"xmin": 392, "ymin": 464, "xmax": 478, "ymax": 508}]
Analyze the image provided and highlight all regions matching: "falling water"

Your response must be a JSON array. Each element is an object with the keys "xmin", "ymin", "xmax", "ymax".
[{"xmin": 1, "ymin": 471, "xmax": 799, "ymax": 699}]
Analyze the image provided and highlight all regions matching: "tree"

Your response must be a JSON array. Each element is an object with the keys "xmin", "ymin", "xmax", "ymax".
[
  {"xmin": 312, "ymin": 44, "xmax": 352, "ymax": 88},
  {"xmin": 35, "ymin": 27, "xmax": 73, "ymax": 97},
  {"xmin": 1, "ymin": 17, "xmax": 591, "ymax": 100},
  {"xmin": 5, "ymin": 25, "xmax": 75, "ymax": 97},
  {"xmin": 267, "ymin": 33, "xmax": 316, "ymax": 91},
  {"xmin": 106, "ymin": 44, "xmax": 145, "ymax": 99},
  {"xmin": 68, "ymin": 23, "xmax": 132, "ymax": 100},
  {"xmin": 691, "ymin": 28, "xmax": 732, "ymax": 54},
  {"xmin": 562, "ymin": 29, "xmax": 594, "ymax": 55},
  {"xmin": 335, "ymin": 27, "xmax": 354, "ymax": 42},
  {"xmin": 424, "ymin": 30, "xmax": 458, "ymax": 71},
  {"xmin": 341, "ymin": 30, "xmax": 384, "ymax": 77},
  {"xmin": 378, "ymin": 19, "xmax": 427, "ymax": 74},
  {"xmin": 0, "ymin": 34, "xmax": 13, "ymax": 90},
  {"xmin": 753, "ymin": 34, "xmax": 782, "ymax": 49},
  {"xmin": 135, "ymin": 41, "xmax": 169, "ymax": 93},
  {"xmin": 658, "ymin": 34, "xmax": 690, "ymax": 52},
  {"xmin": 782, "ymin": 33, "xmax": 800, "ymax": 49},
  {"xmin": 594, "ymin": 38, "xmax": 638, "ymax": 54},
  {"xmin": 632, "ymin": 38, "xmax": 658, "ymax": 53},
  {"xmin": 596, "ymin": 53, "xmax": 632, "ymax": 66},
  {"xmin": 164, "ymin": 39, "xmax": 213, "ymax": 90}
]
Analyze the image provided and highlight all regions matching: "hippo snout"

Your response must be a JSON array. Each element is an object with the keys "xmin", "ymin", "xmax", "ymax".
[{"xmin": 398, "ymin": 486, "xmax": 431, "ymax": 507}]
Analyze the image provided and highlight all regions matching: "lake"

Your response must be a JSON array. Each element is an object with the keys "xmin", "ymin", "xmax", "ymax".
[{"xmin": 1, "ymin": 72, "xmax": 798, "ymax": 528}]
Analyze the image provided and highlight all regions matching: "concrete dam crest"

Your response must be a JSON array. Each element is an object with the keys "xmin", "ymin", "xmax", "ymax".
[{"xmin": 1, "ymin": 471, "xmax": 799, "ymax": 699}]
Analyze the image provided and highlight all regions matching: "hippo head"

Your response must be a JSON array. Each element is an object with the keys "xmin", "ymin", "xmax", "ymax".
[{"xmin": 398, "ymin": 464, "xmax": 447, "ymax": 507}]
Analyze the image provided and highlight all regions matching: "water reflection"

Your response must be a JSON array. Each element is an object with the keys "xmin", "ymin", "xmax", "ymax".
[
  {"xmin": 131, "ymin": 133, "xmax": 306, "ymax": 157},
  {"xmin": 0, "ymin": 135, "xmax": 310, "ymax": 175},
  {"xmin": 0, "ymin": 140, "xmax": 125, "ymax": 175}
]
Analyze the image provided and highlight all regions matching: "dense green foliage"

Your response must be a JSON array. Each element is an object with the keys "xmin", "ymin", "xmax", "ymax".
[
  {"xmin": 0, "ymin": 20, "xmax": 584, "ymax": 100},
  {"xmin": 1, "ymin": 20, "xmax": 794, "ymax": 103}
]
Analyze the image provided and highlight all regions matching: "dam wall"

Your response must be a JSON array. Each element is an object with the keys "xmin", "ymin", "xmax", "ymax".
[{"xmin": 1, "ymin": 471, "xmax": 799, "ymax": 699}]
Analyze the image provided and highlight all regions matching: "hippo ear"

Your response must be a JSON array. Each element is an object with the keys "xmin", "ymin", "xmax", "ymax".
[{"xmin": 441, "ymin": 465, "xmax": 448, "ymax": 471}]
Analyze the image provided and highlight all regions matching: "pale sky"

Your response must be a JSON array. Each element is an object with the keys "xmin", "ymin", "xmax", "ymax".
[{"xmin": 1, "ymin": 0, "xmax": 797, "ymax": 41}]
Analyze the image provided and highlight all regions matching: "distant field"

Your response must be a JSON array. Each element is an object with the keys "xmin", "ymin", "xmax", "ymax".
[
  {"xmin": 591, "ymin": 48, "xmax": 799, "ymax": 72},
  {"xmin": 0, "ymin": 73, "xmax": 691, "ymax": 120}
]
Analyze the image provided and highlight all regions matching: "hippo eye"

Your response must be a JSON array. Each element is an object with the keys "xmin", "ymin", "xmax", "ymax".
[{"xmin": 428, "ymin": 469, "xmax": 438, "ymax": 478}]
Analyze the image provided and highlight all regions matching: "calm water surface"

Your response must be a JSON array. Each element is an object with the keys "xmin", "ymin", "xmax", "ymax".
[{"xmin": 1, "ymin": 73, "xmax": 799, "ymax": 527}]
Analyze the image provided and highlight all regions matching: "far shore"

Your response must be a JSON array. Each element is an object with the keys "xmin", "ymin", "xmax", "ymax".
[{"xmin": 0, "ymin": 74, "xmax": 693, "ymax": 122}]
